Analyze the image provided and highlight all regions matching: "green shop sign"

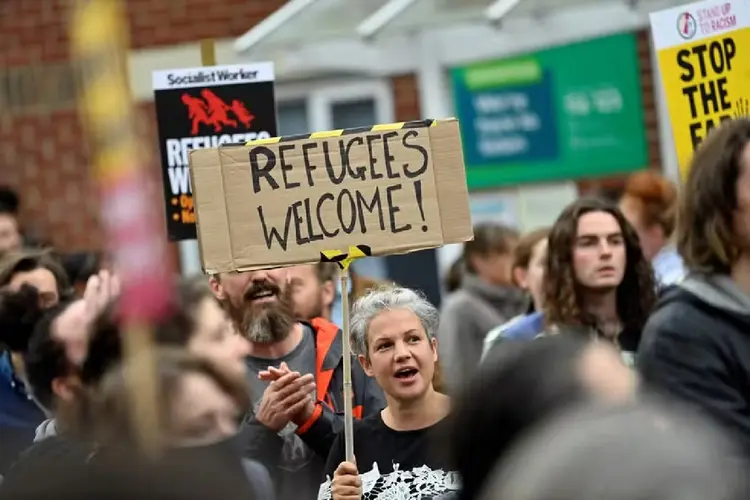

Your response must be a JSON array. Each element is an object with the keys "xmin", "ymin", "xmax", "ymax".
[{"xmin": 451, "ymin": 33, "xmax": 648, "ymax": 189}]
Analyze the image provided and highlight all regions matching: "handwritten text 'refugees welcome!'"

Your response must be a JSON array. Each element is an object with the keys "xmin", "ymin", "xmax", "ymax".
[{"xmin": 248, "ymin": 129, "xmax": 433, "ymax": 252}]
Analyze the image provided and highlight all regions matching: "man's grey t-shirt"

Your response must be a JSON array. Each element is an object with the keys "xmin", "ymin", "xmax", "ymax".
[{"xmin": 244, "ymin": 325, "xmax": 323, "ymax": 500}]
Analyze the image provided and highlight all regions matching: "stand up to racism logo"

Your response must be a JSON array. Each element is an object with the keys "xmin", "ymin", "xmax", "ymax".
[
  {"xmin": 152, "ymin": 62, "xmax": 277, "ymax": 241},
  {"xmin": 677, "ymin": 11, "xmax": 698, "ymax": 39}
]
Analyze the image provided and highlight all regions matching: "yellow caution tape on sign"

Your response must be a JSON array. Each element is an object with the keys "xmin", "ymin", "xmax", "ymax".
[
  {"xmin": 245, "ymin": 119, "xmax": 438, "ymax": 146},
  {"xmin": 310, "ymin": 129, "xmax": 344, "ymax": 138},
  {"xmin": 320, "ymin": 245, "xmax": 372, "ymax": 271}
]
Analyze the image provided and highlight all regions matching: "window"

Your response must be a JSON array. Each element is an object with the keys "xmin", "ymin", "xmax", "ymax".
[
  {"xmin": 277, "ymin": 99, "xmax": 310, "ymax": 136},
  {"xmin": 275, "ymin": 79, "xmax": 393, "ymax": 133},
  {"xmin": 331, "ymin": 99, "xmax": 378, "ymax": 129},
  {"xmin": 275, "ymin": 79, "xmax": 394, "ymax": 279}
]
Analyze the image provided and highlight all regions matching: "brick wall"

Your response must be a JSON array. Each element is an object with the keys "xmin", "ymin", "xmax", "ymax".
[{"xmin": 0, "ymin": 0, "xmax": 284, "ymax": 262}]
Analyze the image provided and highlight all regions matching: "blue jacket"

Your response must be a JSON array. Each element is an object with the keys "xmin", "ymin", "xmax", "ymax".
[
  {"xmin": 652, "ymin": 245, "xmax": 685, "ymax": 287},
  {"xmin": 482, "ymin": 312, "xmax": 546, "ymax": 361},
  {"xmin": 501, "ymin": 312, "xmax": 546, "ymax": 341},
  {"xmin": 0, "ymin": 350, "xmax": 46, "ymax": 474}
]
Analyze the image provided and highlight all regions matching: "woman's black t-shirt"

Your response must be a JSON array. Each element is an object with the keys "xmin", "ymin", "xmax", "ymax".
[{"xmin": 318, "ymin": 412, "xmax": 460, "ymax": 500}]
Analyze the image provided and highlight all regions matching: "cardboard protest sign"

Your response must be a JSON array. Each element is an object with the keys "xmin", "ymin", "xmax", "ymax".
[
  {"xmin": 651, "ymin": 0, "xmax": 750, "ymax": 179},
  {"xmin": 152, "ymin": 63, "xmax": 277, "ymax": 241},
  {"xmin": 189, "ymin": 119, "xmax": 473, "ymax": 273}
]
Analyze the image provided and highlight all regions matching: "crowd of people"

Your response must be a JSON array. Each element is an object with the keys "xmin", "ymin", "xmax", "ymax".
[{"xmin": 0, "ymin": 118, "xmax": 750, "ymax": 500}]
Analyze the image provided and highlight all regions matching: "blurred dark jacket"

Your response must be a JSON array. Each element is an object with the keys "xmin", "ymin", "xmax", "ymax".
[{"xmin": 639, "ymin": 274, "xmax": 750, "ymax": 458}]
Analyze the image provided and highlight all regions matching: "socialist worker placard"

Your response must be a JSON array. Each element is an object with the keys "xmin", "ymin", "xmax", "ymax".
[{"xmin": 152, "ymin": 62, "xmax": 277, "ymax": 241}]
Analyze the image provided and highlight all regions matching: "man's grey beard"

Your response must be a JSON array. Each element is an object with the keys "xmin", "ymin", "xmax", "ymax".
[
  {"xmin": 245, "ymin": 313, "xmax": 286, "ymax": 344},
  {"xmin": 240, "ymin": 304, "xmax": 296, "ymax": 345}
]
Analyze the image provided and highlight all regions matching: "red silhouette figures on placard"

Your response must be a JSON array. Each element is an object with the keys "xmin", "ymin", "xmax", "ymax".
[
  {"xmin": 229, "ymin": 99, "xmax": 255, "ymax": 129},
  {"xmin": 182, "ymin": 89, "xmax": 256, "ymax": 135},
  {"xmin": 181, "ymin": 94, "xmax": 211, "ymax": 136}
]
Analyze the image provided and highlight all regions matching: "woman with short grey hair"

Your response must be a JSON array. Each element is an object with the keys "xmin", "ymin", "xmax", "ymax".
[
  {"xmin": 349, "ymin": 286, "xmax": 440, "ymax": 360},
  {"xmin": 318, "ymin": 286, "xmax": 459, "ymax": 500}
]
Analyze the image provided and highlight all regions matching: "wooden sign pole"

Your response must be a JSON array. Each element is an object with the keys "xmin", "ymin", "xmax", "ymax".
[
  {"xmin": 339, "ymin": 268, "xmax": 355, "ymax": 463},
  {"xmin": 201, "ymin": 39, "xmax": 216, "ymax": 67},
  {"xmin": 70, "ymin": 0, "xmax": 173, "ymax": 459}
]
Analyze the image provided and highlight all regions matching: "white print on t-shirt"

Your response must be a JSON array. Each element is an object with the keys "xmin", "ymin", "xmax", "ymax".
[{"xmin": 318, "ymin": 462, "xmax": 461, "ymax": 500}]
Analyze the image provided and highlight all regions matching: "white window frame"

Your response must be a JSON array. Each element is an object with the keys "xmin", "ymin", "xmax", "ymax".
[{"xmin": 274, "ymin": 78, "xmax": 395, "ymax": 133}]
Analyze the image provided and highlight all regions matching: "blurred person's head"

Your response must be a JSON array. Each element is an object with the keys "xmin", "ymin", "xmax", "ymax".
[
  {"xmin": 449, "ymin": 335, "xmax": 637, "ymax": 500},
  {"xmin": 209, "ymin": 267, "xmax": 296, "ymax": 345},
  {"xmin": 544, "ymin": 197, "xmax": 655, "ymax": 334},
  {"xmin": 178, "ymin": 276, "xmax": 250, "ymax": 377},
  {"xmin": 84, "ymin": 277, "xmax": 250, "ymax": 389},
  {"xmin": 23, "ymin": 270, "xmax": 122, "ymax": 418},
  {"xmin": 0, "ymin": 285, "xmax": 45, "ymax": 357},
  {"xmin": 619, "ymin": 171, "xmax": 678, "ymax": 261},
  {"xmin": 0, "ymin": 251, "xmax": 73, "ymax": 388},
  {"xmin": 677, "ymin": 118, "xmax": 750, "ymax": 274},
  {"xmin": 287, "ymin": 263, "xmax": 338, "ymax": 322},
  {"xmin": 23, "ymin": 299, "xmax": 82, "ymax": 414},
  {"xmin": 93, "ymin": 348, "xmax": 251, "ymax": 449},
  {"xmin": 0, "ymin": 186, "xmax": 22, "ymax": 257},
  {"xmin": 60, "ymin": 278, "xmax": 249, "ymax": 437},
  {"xmin": 445, "ymin": 223, "xmax": 519, "ymax": 291},
  {"xmin": 510, "ymin": 228, "xmax": 550, "ymax": 312},
  {"xmin": 350, "ymin": 286, "xmax": 440, "ymax": 405},
  {"xmin": 481, "ymin": 400, "xmax": 745, "ymax": 500},
  {"xmin": 0, "ymin": 250, "xmax": 72, "ymax": 311}
]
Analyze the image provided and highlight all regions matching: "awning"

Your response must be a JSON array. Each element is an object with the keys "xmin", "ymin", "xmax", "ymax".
[
  {"xmin": 233, "ymin": 0, "xmax": 413, "ymax": 76},
  {"xmin": 235, "ymin": 0, "xmax": 632, "ymax": 55},
  {"xmin": 377, "ymin": 0, "xmax": 600, "ymax": 36},
  {"xmin": 234, "ymin": 0, "xmax": 391, "ymax": 53},
  {"xmin": 234, "ymin": 0, "xmax": 688, "ymax": 77}
]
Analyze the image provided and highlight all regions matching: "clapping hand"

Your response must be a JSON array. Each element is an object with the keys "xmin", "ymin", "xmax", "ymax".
[{"xmin": 255, "ymin": 362, "xmax": 316, "ymax": 431}]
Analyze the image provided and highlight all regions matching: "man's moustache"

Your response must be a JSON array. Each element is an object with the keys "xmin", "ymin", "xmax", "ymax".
[{"xmin": 243, "ymin": 284, "xmax": 280, "ymax": 302}]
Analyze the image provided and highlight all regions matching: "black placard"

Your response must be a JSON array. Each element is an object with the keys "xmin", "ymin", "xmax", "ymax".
[{"xmin": 152, "ymin": 63, "xmax": 277, "ymax": 241}]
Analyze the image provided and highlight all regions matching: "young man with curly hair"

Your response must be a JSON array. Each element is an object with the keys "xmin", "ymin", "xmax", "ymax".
[{"xmin": 494, "ymin": 197, "xmax": 657, "ymax": 364}]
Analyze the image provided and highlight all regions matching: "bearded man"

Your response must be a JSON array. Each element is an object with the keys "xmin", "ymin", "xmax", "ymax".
[{"xmin": 210, "ymin": 268, "xmax": 384, "ymax": 500}]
